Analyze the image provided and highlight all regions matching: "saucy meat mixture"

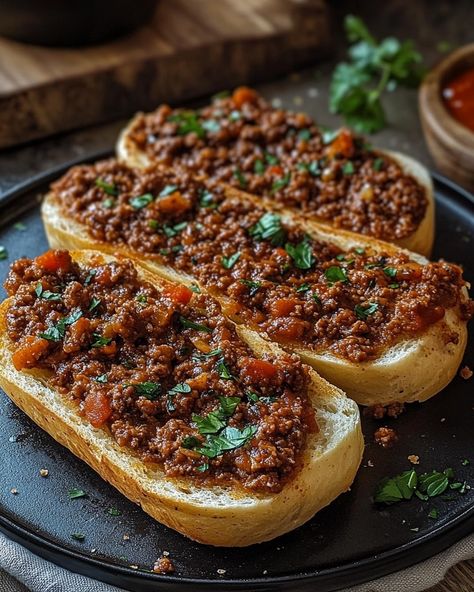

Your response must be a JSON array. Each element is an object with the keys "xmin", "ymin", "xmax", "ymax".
[
  {"xmin": 128, "ymin": 87, "xmax": 427, "ymax": 240},
  {"xmin": 51, "ymin": 160, "xmax": 470, "ymax": 364},
  {"xmin": 5, "ymin": 251, "xmax": 316, "ymax": 493}
]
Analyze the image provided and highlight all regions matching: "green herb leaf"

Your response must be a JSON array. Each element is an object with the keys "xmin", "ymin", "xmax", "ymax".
[
  {"xmin": 192, "ymin": 348, "xmax": 222, "ymax": 361},
  {"xmin": 39, "ymin": 309, "xmax": 83, "ymax": 341},
  {"xmin": 161, "ymin": 221, "xmax": 187, "ymax": 238},
  {"xmin": 202, "ymin": 119, "xmax": 220, "ymax": 133},
  {"xmin": 285, "ymin": 239, "xmax": 315, "ymax": 270},
  {"xmin": 35, "ymin": 282, "xmax": 62, "ymax": 301},
  {"xmin": 189, "ymin": 283, "xmax": 201, "ymax": 294},
  {"xmin": 71, "ymin": 533, "xmax": 85, "ymax": 541},
  {"xmin": 247, "ymin": 391, "xmax": 260, "ymax": 403},
  {"xmin": 240, "ymin": 279, "xmax": 261, "ymax": 297},
  {"xmin": 221, "ymin": 251, "xmax": 241, "ymax": 269},
  {"xmin": 373, "ymin": 157, "xmax": 385, "ymax": 171},
  {"xmin": 130, "ymin": 193, "xmax": 154, "ymax": 210},
  {"xmin": 389, "ymin": 283, "xmax": 400, "ymax": 289},
  {"xmin": 249, "ymin": 212, "xmax": 286, "ymax": 246},
  {"xmin": 197, "ymin": 463, "xmax": 209, "ymax": 472},
  {"xmin": 199, "ymin": 188, "xmax": 217, "ymax": 209},
  {"xmin": 159, "ymin": 184, "xmax": 178, "ymax": 197},
  {"xmin": 168, "ymin": 383, "xmax": 191, "ymax": 396},
  {"xmin": 354, "ymin": 302, "xmax": 378, "ymax": 320},
  {"xmin": 296, "ymin": 283, "xmax": 310, "ymax": 293},
  {"xmin": 216, "ymin": 358, "xmax": 233, "ymax": 380},
  {"xmin": 91, "ymin": 333, "xmax": 112, "ymax": 348},
  {"xmin": 374, "ymin": 469, "xmax": 417, "ymax": 504},
  {"xmin": 107, "ymin": 507, "xmax": 122, "ymax": 516},
  {"xmin": 297, "ymin": 161, "xmax": 321, "ymax": 177},
  {"xmin": 297, "ymin": 129, "xmax": 312, "ymax": 141},
  {"xmin": 130, "ymin": 382, "xmax": 161, "ymax": 400},
  {"xmin": 428, "ymin": 508, "xmax": 439, "ymax": 519},
  {"xmin": 383, "ymin": 266, "xmax": 397, "ymax": 278},
  {"xmin": 95, "ymin": 374, "xmax": 108, "ymax": 383},
  {"xmin": 0, "ymin": 246, "xmax": 8, "ymax": 261},
  {"xmin": 84, "ymin": 269, "xmax": 96, "ymax": 285},
  {"xmin": 68, "ymin": 488, "xmax": 87, "ymax": 499},
  {"xmin": 218, "ymin": 396, "xmax": 240, "ymax": 416},
  {"xmin": 324, "ymin": 266, "xmax": 348, "ymax": 284},
  {"xmin": 102, "ymin": 198, "xmax": 115, "ymax": 209},
  {"xmin": 342, "ymin": 161, "xmax": 355, "ymax": 175},
  {"xmin": 229, "ymin": 110, "xmax": 241, "ymax": 121},
  {"xmin": 88, "ymin": 297, "xmax": 101, "ymax": 312},
  {"xmin": 192, "ymin": 411, "xmax": 226, "ymax": 435},
  {"xmin": 254, "ymin": 159, "xmax": 266, "ymax": 174},
  {"xmin": 179, "ymin": 315, "xmax": 212, "ymax": 333},
  {"xmin": 13, "ymin": 222, "xmax": 26, "ymax": 231},
  {"xmin": 322, "ymin": 129, "xmax": 340, "ymax": 145},
  {"xmin": 271, "ymin": 173, "xmax": 291, "ymax": 194},
  {"xmin": 196, "ymin": 425, "xmax": 257, "ymax": 458},
  {"xmin": 265, "ymin": 152, "xmax": 279, "ymax": 165},
  {"xmin": 136, "ymin": 293, "xmax": 147, "ymax": 304},
  {"xmin": 313, "ymin": 293, "xmax": 321, "ymax": 304},
  {"xmin": 95, "ymin": 178, "xmax": 118, "ymax": 196},
  {"xmin": 168, "ymin": 111, "xmax": 205, "ymax": 138},
  {"xmin": 234, "ymin": 168, "xmax": 247, "ymax": 188},
  {"xmin": 354, "ymin": 247, "xmax": 365, "ymax": 255}
]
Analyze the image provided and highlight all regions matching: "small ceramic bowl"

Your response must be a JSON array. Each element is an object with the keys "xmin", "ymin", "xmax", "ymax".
[{"xmin": 419, "ymin": 43, "xmax": 474, "ymax": 193}]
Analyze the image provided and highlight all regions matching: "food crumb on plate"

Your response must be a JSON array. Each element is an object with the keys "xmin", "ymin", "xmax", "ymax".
[
  {"xmin": 441, "ymin": 417, "xmax": 446, "ymax": 422},
  {"xmin": 374, "ymin": 426, "xmax": 398, "ymax": 448},
  {"xmin": 153, "ymin": 555, "xmax": 175, "ymax": 574},
  {"xmin": 364, "ymin": 402, "xmax": 405, "ymax": 419},
  {"xmin": 123, "ymin": 534, "xmax": 130, "ymax": 541},
  {"xmin": 460, "ymin": 365, "xmax": 473, "ymax": 380},
  {"xmin": 367, "ymin": 460, "xmax": 374, "ymax": 467},
  {"xmin": 10, "ymin": 488, "xmax": 18, "ymax": 495},
  {"xmin": 217, "ymin": 568, "xmax": 226, "ymax": 575},
  {"xmin": 129, "ymin": 565, "xmax": 139, "ymax": 570},
  {"xmin": 408, "ymin": 455, "xmax": 420, "ymax": 465},
  {"xmin": 39, "ymin": 468, "xmax": 49, "ymax": 477}
]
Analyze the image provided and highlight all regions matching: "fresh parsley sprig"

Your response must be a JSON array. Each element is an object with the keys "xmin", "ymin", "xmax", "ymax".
[{"xmin": 329, "ymin": 15, "xmax": 425, "ymax": 133}]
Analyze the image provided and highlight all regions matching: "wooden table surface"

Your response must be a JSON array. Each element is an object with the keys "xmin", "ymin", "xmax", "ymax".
[{"xmin": 0, "ymin": 1, "xmax": 472, "ymax": 589}]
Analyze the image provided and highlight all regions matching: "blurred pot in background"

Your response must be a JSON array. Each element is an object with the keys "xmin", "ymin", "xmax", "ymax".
[{"xmin": 0, "ymin": 0, "xmax": 158, "ymax": 47}]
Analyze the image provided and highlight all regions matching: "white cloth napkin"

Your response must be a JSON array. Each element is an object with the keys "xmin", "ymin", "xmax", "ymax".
[{"xmin": 1, "ymin": 531, "xmax": 473, "ymax": 592}]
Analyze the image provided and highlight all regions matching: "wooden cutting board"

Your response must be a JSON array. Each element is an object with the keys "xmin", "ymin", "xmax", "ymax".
[{"xmin": 0, "ymin": 0, "xmax": 330, "ymax": 149}]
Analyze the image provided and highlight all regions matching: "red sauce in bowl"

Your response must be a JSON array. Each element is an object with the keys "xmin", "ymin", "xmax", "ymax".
[{"xmin": 443, "ymin": 67, "xmax": 474, "ymax": 132}]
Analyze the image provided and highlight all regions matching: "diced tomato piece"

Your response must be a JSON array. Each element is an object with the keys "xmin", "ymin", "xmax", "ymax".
[
  {"xmin": 242, "ymin": 357, "xmax": 278, "ymax": 381},
  {"xmin": 270, "ymin": 298, "xmax": 299, "ymax": 317},
  {"xmin": 156, "ymin": 191, "xmax": 191, "ymax": 214},
  {"xmin": 12, "ymin": 336, "xmax": 49, "ymax": 371},
  {"xmin": 271, "ymin": 318, "xmax": 307, "ymax": 341},
  {"xmin": 274, "ymin": 247, "xmax": 290, "ymax": 259},
  {"xmin": 84, "ymin": 391, "xmax": 112, "ymax": 428},
  {"xmin": 35, "ymin": 250, "xmax": 72, "ymax": 273},
  {"xmin": 232, "ymin": 87, "xmax": 259, "ymax": 108},
  {"xmin": 326, "ymin": 129, "xmax": 355, "ymax": 159},
  {"xmin": 268, "ymin": 165, "xmax": 283, "ymax": 176},
  {"xmin": 167, "ymin": 284, "xmax": 193, "ymax": 305}
]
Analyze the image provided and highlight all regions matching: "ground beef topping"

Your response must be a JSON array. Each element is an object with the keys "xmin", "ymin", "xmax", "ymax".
[
  {"xmin": 5, "ymin": 251, "xmax": 316, "ymax": 494},
  {"xmin": 51, "ymin": 160, "xmax": 470, "ymax": 364},
  {"xmin": 127, "ymin": 87, "xmax": 428, "ymax": 240}
]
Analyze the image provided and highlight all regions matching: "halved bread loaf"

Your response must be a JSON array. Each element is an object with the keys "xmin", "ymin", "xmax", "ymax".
[
  {"xmin": 42, "ymin": 181, "xmax": 469, "ymax": 407},
  {"xmin": 0, "ymin": 251, "xmax": 363, "ymax": 547}
]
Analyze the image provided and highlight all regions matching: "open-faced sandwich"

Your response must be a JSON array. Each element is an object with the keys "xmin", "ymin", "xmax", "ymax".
[
  {"xmin": 0, "ymin": 250, "xmax": 363, "ymax": 546},
  {"xmin": 118, "ymin": 87, "xmax": 434, "ymax": 256},
  {"xmin": 42, "ymin": 160, "xmax": 471, "ymax": 407}
]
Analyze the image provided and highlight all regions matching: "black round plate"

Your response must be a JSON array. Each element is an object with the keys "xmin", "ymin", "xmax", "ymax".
[{"xmin": 0, "ymin": 159, "xmax": 473, "ymax": 592}]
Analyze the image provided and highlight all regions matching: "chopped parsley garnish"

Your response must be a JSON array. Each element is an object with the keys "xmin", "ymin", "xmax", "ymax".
[
  {"xmin": 240, "ymin": 279, "xmax": 261, "ymax": 296},
  {"xmin": 35, "ymin": 282, "xmax": 61, "ymax": 301},
  {"xmin": 167, "ymin": 382, "xmax": 191, "ymax": 412},
  {"xmin": 271, "ymin": 173, "xmax": 291, "ymax": 193},
  {"xmin": 373, "ymin": 157, "xmax": 385, "ymax": 171},
  {"xmin": 0, "ymin": 246, "xmax": 8, "ymax": 261},
  {"xmin": 71, "ymin": 533, "xmax": 85, "ymax": 542},
  {"xmin": 374, "ymin": 467, "xmax": 465, "ymax": 505},
  {"xmin": 84, "ymin": 269, "xmax": 96, "ymax": 285},
  {"xmin": 95, "ymin": 374, "xmax": 108, "ymax": 383},
  {"xmin": 192, "ymin": 396, "xmax": 240, "ymax": 435},
  {"xmin": 88, "ymin": 297, "xmax": 101, "ymax": 312},
  {"xmin": 296, "ymin": 283, "xmax": 310, "ymax": 293},
  {"xmin": 342, "ymin": 161, "xmax": 355, "ymax": 175},
  {"xmin": 129, "ymin": 193, "xmax": 154, "ymax": 210},
  {"xmin": 216, "ymin": 358, "xmax": 233, "ymax": 380},
  {"xmin": 196, "ymin": 426, "xmax": 257, "ymax": 459},
  {"xmin": 192, "ymin": 348, "xmax": 222, "ymax": 361},
  {"xmin": 265, "ymin": 152, "xmax": 279, "ymax": 165},
  {"xmin": 389, "ymin": 283, "xmax": 400, "ymax": 289},
  {"xmin": 234, "ymin": 168, "xmax": 247, "ymax": 188},
  {"xmin": 199, "ymin": 188, "xmax": 217, "ymax": 209},
  {"xmin": 136, "ymin": 293, "xmax": 147, "ymax": 304},
  {"xmin": 13, "ymin": 222, "xmax": 26, "ymax": 231},
  {"xmin": 324, "ymin": 266, "xmax": 348, "ymax": 284},
  {"xmin": 102, "ymin": 198, "xmax": 115, "ymax": 209},
  {"xmin": 197, "ymin": 463, "xmax": 209, "ymax": 472},
  {"xmin": 212, "ymin": 90, "xmax": 230, "ymax": 101},
  {"xmin": 68, "ymin": 488, "xmax": 87, "ymax": 500},
  {"xmin": 297, "ymin": 129, "xmax": 312, "ymax": 141},
  {"xmin": 179, "ymin": 315, "xmax": 212, "ymax": 333},
  {"xmin": 129, "ymin": 382, "xmax": 161, "ymax": 400},
  {"xmin": 39, "ymin": 309, "xmax": 83, "ymax": 341},
  {"xmin": 189, "ymin": 283, "xmax": 201, "ymax": 293},
  {"xmin": 202, "ymin": 119, "xmax": 220, "ymax": 133},
  {"xmin": 383, "ymin": 266, "xmax": 397, "ymax": 278},
  {"xmin": 322, "ymin": 129, "xmax": 340, "ymax": 145},
  {"xmin": 354, "ymin": 302, "xmax": 378, "ymax": 320},
  {"xmin": 95, "ymin": 178, "xmax": 118, "ymax": 196},
  {"xmin": 249, "ymin": 212, "xmax": 286, "ymax": 246},
  {"xmin": 297, "ymin": 161, "xmax": 321, "ymax": 177},
  {"xmin": 254, "ymin": 159, "xmax": 266, "ymax": 174},
  {"xmin": 168, "ymin": 111, "xmax": 205, "ymax": 138},
  {"xmin": 229, "ymin": 110, "xmax": 241, "ymax": 121},
  {"xmin": 90, "ymin": 333, "xmax": 112, "ymax": 348},
  {"xmin": 159, "ymin": 245, "xmax": 183, "ymax": 256},
  {"xmin": 428, "ymin": 508, "xmax": 439, "ymax": 519},
  {"xmin": 313, "ymin": 293, "xmax": 321, "ymax": 304},
  {"xmin": 162, "ymin": 221, "xmax": 187, "ymax": 238},
  {"xmin": 285, "ymin": 239, "xmax": 315, "ymax": 270},
  {"xmin": 247, "ymin": 392, "xmax": 260, "ymax": 403},
  {"xmin": 107, "ymin": 507, "xmax": 122, "ymax": 516},
  {"xmin": 462, "ymin": 459, "xmax": 470, "ymax": 466},
  {"xmin": 221, "ymin": 251, "xmax": 241, "ymax": 269},
  {"xmin": 159, "ymin": 184, "xmax": 178, "ymax": 197},
  {"xmin": 354, "ymin": 247, "xmax": 365, "ymax": 255}
]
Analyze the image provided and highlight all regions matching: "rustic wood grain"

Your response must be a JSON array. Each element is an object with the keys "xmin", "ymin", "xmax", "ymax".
[
  {"xmin": 0, "ymin": 0, "xmax": 330, "ymax": 149},
  {"xmin": 429, "ymin": 559, "xmax": 474, "ymax": 592}
]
